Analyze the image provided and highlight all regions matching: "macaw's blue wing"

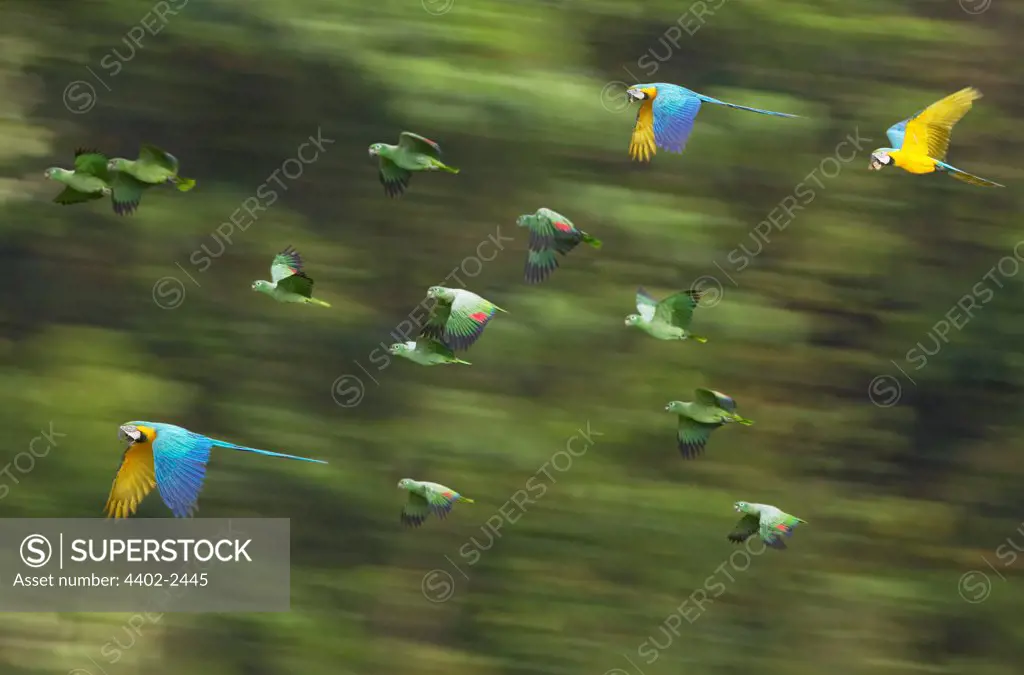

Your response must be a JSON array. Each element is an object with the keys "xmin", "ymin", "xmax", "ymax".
[
  {"xmin": 652, "ymin": 90, "xmax": 703, "ymax": 154},
  {"xmin": 150, "ymin": 425, "xmax": 212, "ymax": 518},
  {"xmin": 887, "ymin": 116, "xmax": 912, "ymax": 150}
]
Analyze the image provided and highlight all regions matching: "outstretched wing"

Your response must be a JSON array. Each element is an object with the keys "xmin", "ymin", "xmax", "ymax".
[
  {"xmin": 654, "ymin": 290, "xmax": 701, "ymax": 328},
  {"xmin": 727, "ymin": 514, "xmax": 760, "ymax": 543},
  {"xmin": 694, "ymin": 388, "xmax": 737, "ymax": 412},
  {"xmin": 524, "ymin": 209, "xmax": 577, "ymax": 284},
  {"xmin": 629, "ymin": 99, "xmax": 657, "ymax": 161},
  {"xmin": 418, "ymin": 298, "xmax": 452, "ymax": 343},
  {"xmin": 677, "ymin": 416, "xmax": 720, "ymax": 459},
  {"xmin": 104, "ymin": 443, "xmax": 158, "ymax": 518},
  {"xmin": 635, "ymin": 287, "xmax": 658, "ymax": 321},
  {"xmin": 424, "ymin": 485, "xmax": 460, "ymax": 519},
  {"xmin": 53, "ymin": 186, "xmax": 102, "ymax": 205},
  {"xmin": 138, "ymin": 144, "xmax": 179, "ymax": 172},
  {"xmin": 379, "ymin": 156, "xmax": 411, "ymax": 197},
  {"xmin": 277, "ymin": 273, "xmax": 314, "ymax": 298},
  {"xmin": 417, "ymin": 338, "xmax": 456, "ymax": 359},
  {"xmin": 110, "ymin": 171, "xmax": 148, "ymax": 215},
  {"xmin": 442, "ymin": 291, "xmax": 502, "ymax": 351},
  {"xmin": 73, "ymin": 148, "xmax": 111, "ymax": 181},
  {"xmin": 401, "ymin": 491, "xmax": 431, "ymax": 527},
  {"xmin": 760, "ymin": 511, "xmax": 803, "ymax": 549},
  {"xmin": 150, "ymin": 426, "xmax": 212, "ymax": 518},
  {"xmin": 652, "ymin": 87, "xmax": 703, "ymax": 154},
  {"xmin": 271, "ymin": 246, "xmax": 303, "ymax": 283},
  {"xmin": 902, "ymin": 87, "xmax": 981, "ymax": 161},
  {"xmin": 398, "ymin": 132, "xmax": 443, "ymax": 160},
  {"xmin": 524, "ymin": 247, "xmax": 560, "ymax": 284}
]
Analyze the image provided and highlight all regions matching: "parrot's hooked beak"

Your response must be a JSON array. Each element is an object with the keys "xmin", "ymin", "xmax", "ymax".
[
  {"xmin": 118, "ymin": 425, "xmax": 145, "ymax": 444},
  {"xmin": 625, "ymin": 89, "xmax": 645, "ymax": 103},
  {"xmin": 869, "ymin": 152, "xmax": 890, "ymax": 171}
]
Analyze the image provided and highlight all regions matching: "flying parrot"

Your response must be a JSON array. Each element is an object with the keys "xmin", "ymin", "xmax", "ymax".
[
  {"xmin": 368, "ymin": 131, "xmax": 459, "ymax": 197},
  {"xmin": 665, "ymin": 388, "xmax": 753, "ymax": 458},
  {"xmin": 105, "ymin": 422, "xmax": 328, "ymax": 518},
  {"xmin": 869, "ymin": 87, "xmax": 1003, "ymax": 187},
  {"xmin": 397, "ymin": 478, "xmax": 474, "ymax": 527},
  {"xmin": 251, "ymin": 246, "xmax": 331, "ymax": 307},
  {"xmin": 44, "ymin": 148, "xmax": 114, "ymax": 206},
  {"xmin": 516, "ymin": 208, "xmax": 602, "ymax": 284},
  {"xmin": 419, "ymin": 286, "xmax": 505, "ymax": 351},
  {"xmin": 728, "ymin": 501, "xmax": 806, "ymax": 550},
  {"xmin": 625, "ymin": 287, "xmax": 707, "ymax": 342},
  {"xmin": 106, "ymin": 144, "xmax": 197, "ymax": 215},
  {"xmin": 624, "ymin": 83, "xmax": 799, "ymax": 162},
  {"xmin": 389, "ymin": 338, "xmax": 471, "ymax": 366}
]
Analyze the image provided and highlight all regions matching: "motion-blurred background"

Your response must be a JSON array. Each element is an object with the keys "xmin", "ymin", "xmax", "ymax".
[{"xmin": 2, "ymin": 0, "xmax": 1023, "ymax": 673}]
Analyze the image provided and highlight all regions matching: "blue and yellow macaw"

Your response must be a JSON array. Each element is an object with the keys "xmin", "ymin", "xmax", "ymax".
[
  {"xmin": 624, "ymin": 83, "xmax": 799, "ymax": 162},
  {"xmin": 869, "ymin": 87, "xmax": 1003, "ymax": 187},
  {"xmin": 105, "ymin": 422, "xmax": 328, "ymax": 518}
]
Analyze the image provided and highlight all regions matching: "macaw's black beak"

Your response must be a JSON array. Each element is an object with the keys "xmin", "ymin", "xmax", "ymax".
[{"xmin": 118, "ymin": 425, "xmax": 144, "ymax": 444}]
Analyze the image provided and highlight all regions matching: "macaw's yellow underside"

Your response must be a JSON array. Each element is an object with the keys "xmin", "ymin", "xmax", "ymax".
[{"xmin": 889, "ymin": 150, "xmax": 940, "ymax": 175}]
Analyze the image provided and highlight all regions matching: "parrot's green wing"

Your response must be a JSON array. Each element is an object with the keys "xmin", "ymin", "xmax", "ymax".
[
  {"xmin": 271, "ymin": 246, "xmax": 304, "ymax": 284},
  {"xmin": 442, "ymin": 291, "xmax": 503, "ymax": 351},
  {"xmin": 727, "ymin": 513, "xmax": 760, "ymax": 543},
  {"xmin": 424, "ymin": 485, "xmax": 459, "ymax": 519},
  {"xmin": 760, "ymin": 510, "xmax": 804, "ymax": 550},
  {"xmin": 694, "ymin": 388, "xmax": 737, "ymax": 412},
  {"xmin": 654, "ymin": 289, "xmax": 701, "ymax": 328},
  {"xmin": 676, "ymin": 415, "xmax": 720, "ymax": 459},
  {"xmin": 418, "ymin": 338, "xmax": 456, "ymax": 359},
  {"xmin": 525, "ymin": 247, "xmax": 560, "ymax": 284},
  {"xmin": 137, "ymin": 144, "xmax": 179, "ymax": 172},
  {"xmin": 400, "ymin": 491, "xmax": 431, "ymax": 527},
  {"xmin": 635, "ymin": 287, "xmax": 659, "ymax": 321},
  {"xmin": 277, "ymin": 272, "xmax": 315, "ymax": 298},
  {"xmin": 398, "ymin": 131, "xmax": 443, "ymax": 160},
  {"xmin": 110, "ymin": 172, "xmax": 148, "ymax": 215},
  {"xmin": 53, "ymin": 186, "xmax": 102, "ymax": 205},
  {"xmin": 419, "ymin": 298, "xmax": 452, "ymax": 344},
  {"xmin": 526, "ymin": 211, "xmax": 558, "ymax": 249},
  {"xmin": 73, "ymin": 148, "xmax": 111, "ymax": 181},
  {"xmin": 379, "ymin": 156, "xmax": 411, "ymax": 197}
]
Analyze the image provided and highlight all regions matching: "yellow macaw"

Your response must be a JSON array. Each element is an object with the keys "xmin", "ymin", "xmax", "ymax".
[{"xmin": 869, "ymin": 87, "xmax": 1003, "ymax": 187}]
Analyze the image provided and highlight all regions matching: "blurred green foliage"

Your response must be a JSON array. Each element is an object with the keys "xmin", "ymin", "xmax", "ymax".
[{"xmin": 1, "ymin": 0, "xmax": 1023, "ymax": 673}]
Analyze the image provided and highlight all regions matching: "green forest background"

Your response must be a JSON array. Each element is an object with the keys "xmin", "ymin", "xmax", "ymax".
[{"xmin": 2, "ymin": 0, "xmax": 1023, "ymax": 673}]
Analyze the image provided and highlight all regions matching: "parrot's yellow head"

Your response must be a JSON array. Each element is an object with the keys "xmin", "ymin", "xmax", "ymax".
[
  {"xmin": 625, "ymin": 86, "xmax": 658, "ymax": 103},
  {"xmin": 869, "ymin": 149, "xmax": 893, "ymax": 171}
]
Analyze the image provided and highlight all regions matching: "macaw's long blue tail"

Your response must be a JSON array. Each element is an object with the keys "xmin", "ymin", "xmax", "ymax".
[
  {"xmin": 934, "ymin": 160, "xmax": 1004, "ymax": 188},
  {"xmin": 211, "ymin": 440, "xmax": 328, "ymax": 464},
  {"xmin": 699, "ymin": 95, "xmax": 800, "ymax": 118}
]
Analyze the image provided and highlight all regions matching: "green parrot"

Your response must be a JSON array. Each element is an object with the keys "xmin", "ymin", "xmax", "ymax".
[
  {"xmin": 368, "ymin": 131, "xmax": 459, "ymax": 197},
  {"xmin": 106, "ymin": 144, "xmax": 196, "ymax": 215},
  {"xmin": 728, "ymin": 501, "xmax": 807, "ymax": 550},
  {"xmin": 625, "ymin": 287, "xmax": 707, "ymax": 342},
  {"xmin": 389, "ymin": 338, "xmax": 471, "ymax": 366},
  {"xmin": 665, "ymin": 388, "xmax": 753, "ymax": 458},
  {"xmin": 419, "ymin": 286, "xmax": 505, "ymax": 351},
  {"xmin": 251, "ymin": 246, "xmax": 331, "ymax": 307},
  {"xmin": 44, "ymin": 148, "xmax": 113, "ymax": 206},
  {"xmin": 516, "ymin": 208, "xmax": 602, "ymax": 284},
  {"xmin": 398, "ymin": 478, "xmax": 474, "ymax": 527}
]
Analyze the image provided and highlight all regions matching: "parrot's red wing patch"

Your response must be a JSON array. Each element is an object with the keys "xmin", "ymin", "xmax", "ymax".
[
  {"xmin": 469, "ymin": 311, "xmax": 488, "ymax": 322},
  {"xmin": 554, "ymin": 221, "xmax": 573, "ymax": 232}
]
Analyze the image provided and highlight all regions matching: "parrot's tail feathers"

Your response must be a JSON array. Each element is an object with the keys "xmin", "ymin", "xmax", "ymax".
[
  {"xmin": 458, "ymin": 496, "xmax": 474, "ymax": 504},
  {"xmin": 174, "ymin": 176, "xmax": 197, "ymax": 192},
  {"xmin": 688, "ymin": 334, "xmax": 708, "ymax": 343},
  {"xmin": 493, "ymin": 304, "xmax": 508, "ymax": 313},
  {"xmin": 582, "ymin": 233, "xmax": 603, "ymax": 249},
  {"xmin": 951, "ymin": 169, "xmax": 1004, "ymax": 188},
  {"xmin": 712, "ymin": 98, "xmax": 800, "ymax": 118},
  {"xmin": 452, "ymin": 358, "xmax": 472, "ymax": 365},
  {"xmin": 734, "ymin": 415, "xmax": 754, "ymax": 426},
  {"xmin": 213, "ymin": 441, "xmax": 328, "ymax": 464},
  {"xmin": 435, "ymin": 160, "xmax": 460, "ymax": 174},
  {"xmin": 307, "ymin": 298, "xmax": 331, "ymax": 307}
]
